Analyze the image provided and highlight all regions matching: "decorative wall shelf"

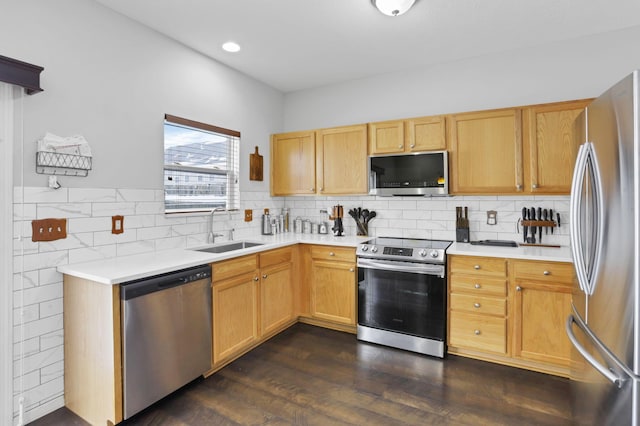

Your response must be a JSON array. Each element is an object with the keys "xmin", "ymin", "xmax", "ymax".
[{"xmin": 36, "ymin": 151, "xmax": 92, "ymax": 176}]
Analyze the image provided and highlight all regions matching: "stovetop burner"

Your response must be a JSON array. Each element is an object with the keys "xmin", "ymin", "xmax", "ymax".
[{"xmin": 356, "ymin": 237, "xmax": 452, "ymax": 264}]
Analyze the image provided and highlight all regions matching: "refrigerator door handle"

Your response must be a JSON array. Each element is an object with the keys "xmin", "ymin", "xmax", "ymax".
[
  {"xmin": 570, "ymin": 143, "xmax": 589, "ymax": 293},
  {"xmin": 586, "ymin": 144, "xmax": 605, "ymax": 295},
  {"xmin": 566, "ymin": 313, "xmax": 629, "ymax": 388}
]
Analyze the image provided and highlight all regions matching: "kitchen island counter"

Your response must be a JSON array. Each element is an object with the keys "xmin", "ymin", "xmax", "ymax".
[
  {"xmin": 57, "ymin": 233, "xmax": 369, "ymax": 285},
  {"xmin": 447, "ymin": 242, "xmax": 572, "ymax": 263}
]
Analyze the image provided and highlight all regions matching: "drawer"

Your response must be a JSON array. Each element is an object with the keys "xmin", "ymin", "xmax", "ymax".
[
  {"xmin": 512, "ymin": 260, "xmax": 574, "ymax": 284},
  {"xmin": 450, "ymin": 255, "xmax": 507, "ymax": 277},
  {"xmin": 259, "ymin": 247, "xmax": 292, "ymax": 268},
  {"xmin": 311, "ymin": 245, "xmax": 355, "ymax": 262},
  {"xmin": 212, "ymin": 254, "xmax": 258, "ymax": 282},
  {"xmin": 450, "ymin": 293, "xmax": 506, "ymax": 316},
  {"xmin": 450, "ymin": 275, "xmax": 507, "ymax": 297},
  {"xmin": 449, "ymin": 312, "xmax": 507, "ymax": 354}
]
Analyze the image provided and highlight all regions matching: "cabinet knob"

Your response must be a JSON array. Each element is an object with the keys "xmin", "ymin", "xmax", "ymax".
[
  {"xmin": 398, "ymin": 144, "xmax": 403, "ymax": 149},
  {"xmin": 543, "ymin": 270, "xmax": 551, "ymax": 276},
  {"xmin": 516, "ymin": 184, "xmax": 523, "ymax": 190},
  {"xmin": 516, "ymin": 286, "xmax": 522, "ymax": 291},
  {"xmin": 262, "ymin": 274, "xmax": 268, "ymax": 279},
  {"xmin": 474, "ymin": 329, "xmax": 481, "ymax": 335},
  {"xmin": 349, "ymin": 268, "xmax": 354, "ymax": 272},
  {"xmin": 329, "ymin": 252, "xmax": 335, "ymax": 256},
  {"xmin": 254, "ymin": 276, "xmax": 259, "ymax": 281},
  {"xmin": 532, "ymin": 184, "xmax": 538, "ymax": 189},
  {"xmin": 474, "ymin": 265, "xmax": 480, "ymax": 270},
  {"xmin": 474, "ymin": 283, "xmax": 481, "ymax": 289},
  {"xmin": 410, "ymin": 144, "xmax": 415, "ymax": 148},
  {"xmin": 320, "ymin": 187, "xmax": 324, "ymax": 192},
  {"xmin": 474, "ymin": 303, "xmax": 481, "ymax": 308}
]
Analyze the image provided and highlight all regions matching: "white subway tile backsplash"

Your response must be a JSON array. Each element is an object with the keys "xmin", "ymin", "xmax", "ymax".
[
  {"xmin": 117, "ymin": 188, "xmax": 156, "ymax": 202},
  {"xmin": 19, "ymin": 251, "xmax": 68, "ymax": 273},
  {"xmin": 22, "ymin": 187, "xmax": 68, "ymax": 204},
  {"xmin": 39, "ymin": 298, "xmax": 63, "ymax": 319},
  {"xmin": 68, "ymin": 244, "xmax": 116, "ymax": 264},
  {"xmin": 93, "ymin": 229, "xmax": 138, "ymax": 246},
  {"xmin": 13, "ymin": 314, "xmax": 63, "ymax": 345},
  {"xmin": 13, "ymin": 304, "xmax": 39, "ymax": 326},
  {"xmin": 14, "ymin": 282, "xmax": 62, "ymax": 307},
  {"xmin": 115, "ymin": 240, "xmax": 155, "ymax": 257},
  {"xmin": 40, "ymin": 330, "xmax": 63, "ymax": 352},
  {"xmin": 14, "ymin": 370, "xmax": 40, "ymax": 394},
  {"xmin": 14, "ymin": 337, "xmax": 40, "ymax": 361},
  {"xmin": 39, "ymin": 268, "xmax": 62, "ymax": 286},
  {"xmin": 37, "ymin": 202, "xmax": 92, "ymax": 219},
  {"xmin": 91, "ymin": 202, "xmax": 136, "ymax": 217},
  {"xmin": 39, "ymin": 232, "xmax": 93, "ymax": 252},
  {"xmin": 68, "ymin": 188, "xmax": 117, "ymax": 203},
  {"xmin": 68, "ymin": 217, "xmax": 112, "ymax": 233},
  {"xmin": 137, "ymin": 225, "xmax": 172, "ymax": 241},
  {"xmin": 40, "ymin": 360, "xmax": 63, "ymax": 384},
  {"xmin": 135, "ymin": 201, "xmax": 164, "ymax": 215}
]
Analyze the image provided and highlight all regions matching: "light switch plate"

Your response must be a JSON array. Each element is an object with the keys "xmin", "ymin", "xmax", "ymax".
[{"xmin": 487, "ymin": 210, "xmax": 497, "ymax": 225}]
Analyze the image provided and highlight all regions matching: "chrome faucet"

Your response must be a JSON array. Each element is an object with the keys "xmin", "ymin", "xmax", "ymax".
[{"xmin": 208, "ymin": 207, "xmax": 226, "ymax": 243}]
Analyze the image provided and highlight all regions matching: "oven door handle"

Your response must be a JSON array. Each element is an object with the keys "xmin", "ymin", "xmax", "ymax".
[{"xmin": 357, "ymin": 258, "xmax": 445, "ymax": 277}]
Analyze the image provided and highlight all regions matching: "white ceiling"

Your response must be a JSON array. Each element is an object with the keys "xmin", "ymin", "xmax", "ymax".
[{"xmin": 94, "ymin": 0, "xmax": 640, "ymax": 93}]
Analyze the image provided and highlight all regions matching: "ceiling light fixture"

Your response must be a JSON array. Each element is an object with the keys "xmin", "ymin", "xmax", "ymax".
[
  {"xmin": 371, "ymin": 0, "xmax": 416, "ymax": 16},
  {"xmin": 222, "ymin": 41, "xmax": 241, "ymax": 53}
]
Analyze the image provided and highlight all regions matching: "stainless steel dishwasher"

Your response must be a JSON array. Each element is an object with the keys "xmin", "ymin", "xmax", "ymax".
[{"xmin": 120, "ymin": 264, "xmax": 212, "ymax": 420}]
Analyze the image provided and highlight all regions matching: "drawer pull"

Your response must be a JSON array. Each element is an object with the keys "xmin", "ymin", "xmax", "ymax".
[
  {"xmin": 474, "ymin": 265, "xmax": 481, "ymax": 270},
  {"xmin": 516, "ymin": 286, "xmax": 522, "ymax": 292},
  {"xmin": 474, "ymin": 283, "xmax": 481, "ymax": 289},
  {"xmin": 543, "ymin": 270, "xmax": 551, "ymax": 276},
  {"xmin": 474, "ymin": 303, "xmax": 481, "ymax": 308},
  {"xmin": 329, "ymin": 252, "xmax": 335, "ymax": 256},
  {"xmin": 474, "ymin": 329, "xmax": 481, "ymax": 335}
]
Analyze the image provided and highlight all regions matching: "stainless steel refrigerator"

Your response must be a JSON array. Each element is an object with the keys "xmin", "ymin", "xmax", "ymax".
[{"xmin": 566, "ymin": 70, "xmax": 640, "ymax": 425}]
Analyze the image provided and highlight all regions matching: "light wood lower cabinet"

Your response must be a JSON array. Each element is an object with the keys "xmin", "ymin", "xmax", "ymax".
[
  {"xmin": 448, "ymin": 255, "xmax": 574, "ymax": 377},
  {"xmin": 211, "ymin": 247, "xmax": 295, "ymax": 369}
]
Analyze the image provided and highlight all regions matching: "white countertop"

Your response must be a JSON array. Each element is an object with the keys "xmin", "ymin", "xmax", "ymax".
[
  {"xmin": 446, "ymin": 242, "xmax": 573, "ymax": 263},
  {"xmin": 57, "ymin": 233, "xmax": 370, "ymax": 285}
]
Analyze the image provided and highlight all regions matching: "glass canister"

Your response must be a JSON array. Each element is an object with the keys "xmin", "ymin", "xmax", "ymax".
[{"xmin": 294, "ymin": 217, "xmax": 302, "ymax": 233}]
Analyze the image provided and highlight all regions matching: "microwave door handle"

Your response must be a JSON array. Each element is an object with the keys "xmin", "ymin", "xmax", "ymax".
[{"xmin": 570, "ymin": 143, "xmax": 590, "ymax": 293}]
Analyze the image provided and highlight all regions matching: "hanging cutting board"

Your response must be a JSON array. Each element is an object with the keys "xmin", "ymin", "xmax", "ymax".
[{"xmin": 249, "ymin": 146, "xmax": 263, "ymax": 181}]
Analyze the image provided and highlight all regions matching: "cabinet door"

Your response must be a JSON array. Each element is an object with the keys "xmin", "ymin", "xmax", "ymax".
[
  {"xmin": 316, "ymin": 124, "xmax": 368, "ymax": 194},
  {"xmin": 449, "ymin": 109, "xmax": 523, "ymax": 194},
  {"xmin": 212, "ymin": 271, "xmax": 259, "ymax": 365},
  {"xmin": 368, "ymin": 120, "xmax": 404, "ymax": 154},
  {"xmin": 512, "ymin": 279, "xmax": 572, "ymax": 367},
  {"xmin": 524, "ymin": 99, "xmax": 591, "ymax": 194},
  {"xmin": 406, "ymin": 116, "xmax": 446, "ymax": 151},
  {"xmin": 310, "ymin": 259, "xmax": 356, "ymax": 325},
  {"xmin": 271, "ymin": 131, "xmax": 316, "ymax": 196},
  {"xmin": 260, "ymin": 262, "xmax": 294, "ymax": 336}
]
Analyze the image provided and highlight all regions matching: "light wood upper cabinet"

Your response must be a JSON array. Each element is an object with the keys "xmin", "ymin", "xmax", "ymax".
[
  {"xmin": 315, "ymin": 124, "xmax": 368, "ymax": 195},
  {"xmin": 449, "ymin": 108, "xmax": 523, "ymax": 194},
  {"xmin": 523, "ymin": 99, "xmax": 591, "ymax": 194},
  {"xmin": 271, "ymin": 125, "xmax": 367, "ymax": 196},
  {"xmin": 271, "ymin": 130, "xmax": 316, "ymax": 196},
  {"xmin": 369, "ymin": 116, "xmax": 446, "ymax": 154}
]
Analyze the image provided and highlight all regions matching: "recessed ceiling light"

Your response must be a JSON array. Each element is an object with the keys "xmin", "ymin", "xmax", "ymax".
[
  {"xmin": 222, "ymin": 41, "xmax": 241, "ymax": 53},
  {"xmin": 371, "ymin": 0, "xmax": 416, "ymax": 16}
]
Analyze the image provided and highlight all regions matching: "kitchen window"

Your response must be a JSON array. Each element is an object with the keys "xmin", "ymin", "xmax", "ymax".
[{"xmin": 163, "ymin": 114, "xmax": 239, "ymax": 214}]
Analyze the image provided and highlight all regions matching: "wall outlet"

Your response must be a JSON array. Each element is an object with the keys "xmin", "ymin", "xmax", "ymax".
[
  {"xmin": 487, "ymin": 210, "xmax": 497, "ymax": 225},
  {"xmin": 244, "ymin": 209, "xmax": 253, "ymax": 222}
]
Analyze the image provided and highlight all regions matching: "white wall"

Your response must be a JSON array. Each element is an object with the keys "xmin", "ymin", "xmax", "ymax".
[
  {"xmin": 283, "ymin": 25, "xmax": 640, "ymax": 130},
  {"xmin": 1, "ymin": 0, "xmax": 283, "ymax": 191},
  {"xmin": 2, "ymin": 0, "xmax": 285, "ymax": 423}
]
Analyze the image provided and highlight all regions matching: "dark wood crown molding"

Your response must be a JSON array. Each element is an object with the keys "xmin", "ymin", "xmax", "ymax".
[{"xmin": 0, "ymin": 55, "xmax": 44, "ymax": 95}]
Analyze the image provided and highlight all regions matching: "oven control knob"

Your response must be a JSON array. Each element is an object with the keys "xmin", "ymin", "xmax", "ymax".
[
  {"xmin": 371, "ymin": 246, "xmax": 378, "ymax": 253},
  {"xmin": 429, "ymin": 250, "xmax": 440, "ymax": 258},
  {"xmin": 419, "ymin": 249, "xmax": 427, "ymax": 257},
  {"xmin": 360, "ymin": 245, "xmax": 368, "ymax": 252}
]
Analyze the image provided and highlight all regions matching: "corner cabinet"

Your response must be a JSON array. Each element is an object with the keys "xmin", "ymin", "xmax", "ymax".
[
  {"xmin": 368, "ymin": 116, "xmax": 446, "ymax": 155},
  {"xmin": 448, "ymin": 108, "xmax": 523, "ymax": 194},
  {"xmin": 270, "ymin": 130, "xmax": 316, "ymax": 195},
  {"xmin": 271, "ymin": 125, "xmax": 367, "ymax": 196},
  {"xmin": 522, "ymin": 99, "xmax": 591, "ymax": 194},
  {"xmin": 448, "ymin": 255, "xmax": 575, "ymax": 377}
]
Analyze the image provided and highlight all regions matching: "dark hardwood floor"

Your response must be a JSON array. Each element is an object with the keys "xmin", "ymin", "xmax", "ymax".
[{"xmin": 31, "ymin": 323, "xmax": 571, "ymax": 425}]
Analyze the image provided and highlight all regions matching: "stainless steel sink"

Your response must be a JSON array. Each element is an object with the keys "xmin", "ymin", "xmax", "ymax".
[{"xmin": 194, "ymin": 241, "xmax": 264, "ymax": 254}]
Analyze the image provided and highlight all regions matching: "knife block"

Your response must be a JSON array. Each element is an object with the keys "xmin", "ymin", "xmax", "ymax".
[{"xmin": 456, "ymin": 227, "xmax": 469, "ymax": 243}]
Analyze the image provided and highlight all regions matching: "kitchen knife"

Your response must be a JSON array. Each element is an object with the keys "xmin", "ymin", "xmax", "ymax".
[
  {"xmin": 557, "ymin": 213, "xmax": 561, "ymax": 228},
  {"xmin": 543, "ymin": 209, "xmax": 549, "ymax": 234},
  {"xmin": 522, "ymin": 207, "xmax": 528, "ymax": 243},
  {"xmin": 464, "ymin": 206, "xmax": 468, "ymax": 228},
  {"xmin": 549, "ymin": 209, "xmax": 554, "ymax": 234},
  {"xmin": 537, "ymin": 207, "xmax": 542, "ymax": 243},
  {"xmin": 530, "ymin": 207, "xmax": 536, "ymax": 243}
]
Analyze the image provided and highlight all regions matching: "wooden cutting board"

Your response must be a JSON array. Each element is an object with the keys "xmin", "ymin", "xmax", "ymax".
[{"xmin": 250, "ymin": 146, "xmax": 263, "ymax": 181}]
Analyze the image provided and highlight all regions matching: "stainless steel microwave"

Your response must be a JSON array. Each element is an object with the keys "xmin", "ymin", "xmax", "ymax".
[{"xmin": 368, "ymin": 151, "xmax": 449, "ymax": 196}]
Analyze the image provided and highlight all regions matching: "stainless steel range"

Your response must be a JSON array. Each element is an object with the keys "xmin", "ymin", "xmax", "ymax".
[{"xmin": 356, "ymin": 237, "xmax": 452, "ymax": 358}]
